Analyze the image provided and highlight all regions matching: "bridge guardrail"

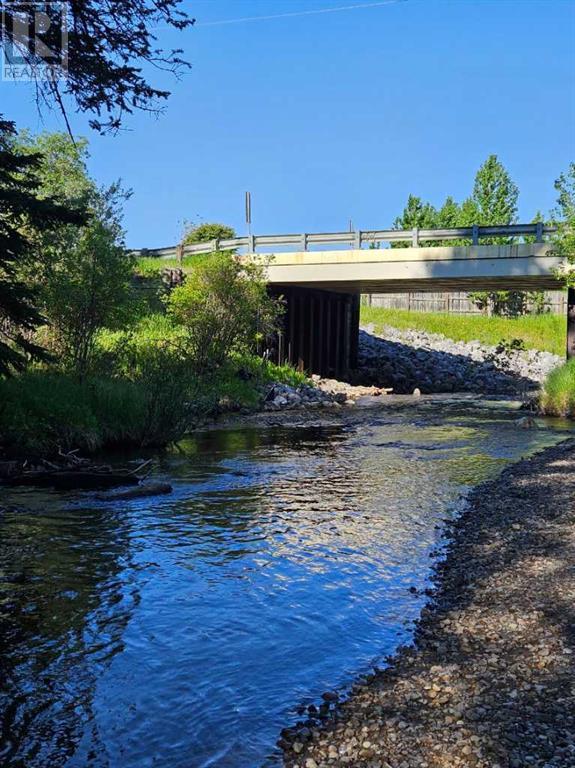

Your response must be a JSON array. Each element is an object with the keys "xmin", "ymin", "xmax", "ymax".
[{"xmin": 133, "ymin": 223, "xmax": 557, "ymax": 261}]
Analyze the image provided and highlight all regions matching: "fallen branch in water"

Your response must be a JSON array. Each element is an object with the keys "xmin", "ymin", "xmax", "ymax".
[{"xmin": 0, "ymin": 453, "xmax": 151, "ymax": 490}]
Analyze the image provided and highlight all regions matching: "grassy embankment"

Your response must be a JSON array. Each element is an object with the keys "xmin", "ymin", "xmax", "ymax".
[
  {"xmin": 0, "ymin": 248, "xmax": 305, "ymax": 459},
  {"xmin": 0, "ymin": 315, "xmax": 306, "ymax": 459},
  {"xmin": 360, "ymin": 306, "xmax": 566, "ymax": 357},
  {"xmin": 135, "ymin": 255, "xmax": 198, "ymax": 276},
  {"xmin": 0, "ymin": 356, "xmax": 304, "ymax": 458}
]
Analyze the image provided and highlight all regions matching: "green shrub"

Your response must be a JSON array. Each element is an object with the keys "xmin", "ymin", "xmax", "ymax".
[
  {"xmin": 539, "ymin": 360, "xmax": 575, "ymax": 417},
  {"xmin": 167, "ymin": 251, "xmax": 282, "ymax": 375},
  {"xmin": 183, "ymin": 222, "xmax": 235, "ymax": 245}
]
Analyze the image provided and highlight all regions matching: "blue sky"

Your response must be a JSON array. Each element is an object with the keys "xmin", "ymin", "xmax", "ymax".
[{"xmin": 2, "ymin": 0, "xmax": 575, "ymax": 248}]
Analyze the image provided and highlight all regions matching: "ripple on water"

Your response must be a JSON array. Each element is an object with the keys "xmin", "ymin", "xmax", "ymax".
[{"xmin": 0, "ymin": 400, "xmax": 570, "ymax": 768}]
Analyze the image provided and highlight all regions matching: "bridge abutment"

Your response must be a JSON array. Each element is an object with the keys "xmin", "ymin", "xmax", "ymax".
[{"xmin": 270, "ymin": 286, "xmax": 359, "ymax": 378}]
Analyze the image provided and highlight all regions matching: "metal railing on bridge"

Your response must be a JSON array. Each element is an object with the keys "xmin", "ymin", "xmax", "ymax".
[{"xmin": 134, "ymin": 223, "xmax": 557, "ymax": 261}]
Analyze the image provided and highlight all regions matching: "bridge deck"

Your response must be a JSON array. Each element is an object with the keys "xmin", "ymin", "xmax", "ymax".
[{"xmin": 255, "ymin": 243, "xmax": 563, "ymax": 294}]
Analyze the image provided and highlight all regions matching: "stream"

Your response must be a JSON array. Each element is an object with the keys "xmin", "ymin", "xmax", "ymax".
[{"xmin": 0, "ymin": 398, "xmax": 571, "ymax": 768}]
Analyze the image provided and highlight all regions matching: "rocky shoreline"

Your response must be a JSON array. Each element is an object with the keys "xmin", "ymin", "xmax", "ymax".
[
  {"xmin": 248, "ymin": 326, "xmax": 561, "ymax": 419},
  {"xmin": 279, "ymin": 439, "xmax": 575, "ymax": 768},
  {"xmin": 356, "ymin": 326, "xmax": 561, "ymax": 395}
]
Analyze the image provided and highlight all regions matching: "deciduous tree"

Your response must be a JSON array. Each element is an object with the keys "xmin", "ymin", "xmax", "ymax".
[
  {"xmin": 471, "ymin": 154, "xmax": 518, "ymax": 227},
  {"xmin": 15, "ymin": 131, "xmax": 135, "ymax": 378},
  {"xmin": 552, "ymin": 162, "xmax": 575, "ymax": 286},
  {"xmin": 0, "ymin": 119, "xmax": 85, "ymax": 375}
]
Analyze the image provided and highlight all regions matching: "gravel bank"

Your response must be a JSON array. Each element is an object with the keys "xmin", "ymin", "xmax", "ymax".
[
  {"xmin": 358, "ymin": 326, "xmax": 562, "ymax": 395},
  {"xmin": 281, "ymin": 439, "xmax": 575, "ymax": 768}
]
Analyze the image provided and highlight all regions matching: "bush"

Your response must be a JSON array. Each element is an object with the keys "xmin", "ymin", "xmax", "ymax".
[
  {"xmin": 539, "ymin": 360, "xmax": 575, "ymax": 417},
  {"xmin": 183, "ymin": 222, "xmax": 235, "ymax": 245},
  {"xmin": 167, "ymin": 251, "xmax": 282, "ymax": 376}
]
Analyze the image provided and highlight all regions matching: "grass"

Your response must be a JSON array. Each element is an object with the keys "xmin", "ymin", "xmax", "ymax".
[
  {"xmin": 539, "ymin": 359, "xmax": 575, "ymax": 417},
  {"xmin": 135, "ymin": 253, "xmax": 223, "ymax": 277},
  {"xmin": 135, "ymin": 255, "xmax": 200, "ymax": 277},
  {"xmin": 360, "ymin": 306, "xmax": 566, "ymax": 356},
  {"xmin": 0, "ymin": 320, "xmax": 309, "ymax": 458},
  {"xmin": 0, "ymin": 372, "xmax": 147, "ymax": 456}
]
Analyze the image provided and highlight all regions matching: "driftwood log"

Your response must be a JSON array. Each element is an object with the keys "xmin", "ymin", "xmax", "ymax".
[{"xmin": 3, "ymin": 470, "xmax": 141, "ymax": 490}]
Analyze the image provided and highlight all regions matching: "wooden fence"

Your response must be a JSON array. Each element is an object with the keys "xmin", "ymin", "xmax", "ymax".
[{"xmin": 362, "ymin": 290, "xmax": 568, "ymax": 315}]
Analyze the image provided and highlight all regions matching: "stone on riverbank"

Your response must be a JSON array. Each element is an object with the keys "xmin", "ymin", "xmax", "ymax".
[
  {"xmin": 358, "ymin": 325, "xmax": 562, "ymax": 395},
  {"xmin": 282, "ymin": 439, "xmax": 575, "ymax": 768},
  {"xmin": 262, "ymin": 379, "xmax": 392, "ymax": 413}
]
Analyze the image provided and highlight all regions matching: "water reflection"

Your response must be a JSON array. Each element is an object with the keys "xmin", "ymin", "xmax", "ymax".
[
  {"xmin": 0, "ymin": 400, "xmax": 570, "ymax": 768},
  {"xmin": 0, "ymin": 505, "xmax": 136, "ymax": 768}
]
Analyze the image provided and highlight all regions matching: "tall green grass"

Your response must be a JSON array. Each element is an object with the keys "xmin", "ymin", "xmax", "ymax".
[
  {"xmin": 539, "ymin": 360, "xmax": 575, "ymax": 417},
  {"xmin": 0, "ymin": 373, "xmax": 149, "ymax": 456},
  {"xmin": 0, "ymin": 318, "xmax": 309, "ymax": 458},
  {"xmin": 360, "ymin": 306, "xmax": 566, "ymax": 356}
]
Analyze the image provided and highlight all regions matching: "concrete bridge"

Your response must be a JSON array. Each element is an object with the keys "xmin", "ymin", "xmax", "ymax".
[{"xmin": 136, "ymin": 224, "xmax": 573, "ymax": 377}]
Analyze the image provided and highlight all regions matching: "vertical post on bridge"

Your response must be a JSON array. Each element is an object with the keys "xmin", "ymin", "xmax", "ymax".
[{"xmin": 567, "ymin": 286, "xmax": 575, "ymax": 360}]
